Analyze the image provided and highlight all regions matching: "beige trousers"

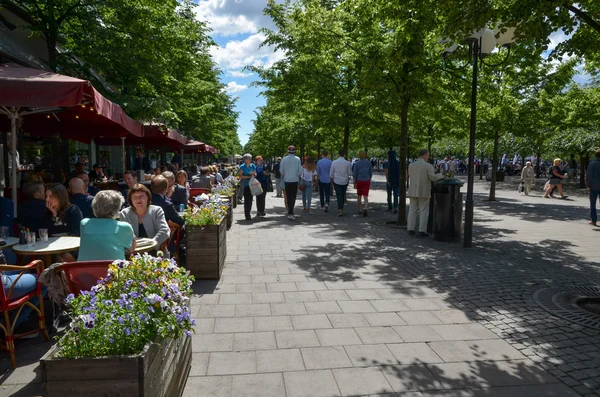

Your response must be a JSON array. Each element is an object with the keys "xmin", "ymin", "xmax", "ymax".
[{"xmin": 408, "ymin": 197, "xmax": 430, "ymax": 233}]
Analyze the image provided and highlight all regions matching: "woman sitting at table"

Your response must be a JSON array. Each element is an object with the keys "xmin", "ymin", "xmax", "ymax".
[
  {"xmin": 45, "ymin": 183, "xmax": 83, "ymax": 237},
  {"xmin": 176, "ymin": 170, "xmax": 190, "ymax": 202},
  {"xmin": 78, "ymin": 191, "xmax": 135, "ymax": 261},
  {"xmin": 119, "ymin": 184, "xmax": 170, "ymax": 249}
]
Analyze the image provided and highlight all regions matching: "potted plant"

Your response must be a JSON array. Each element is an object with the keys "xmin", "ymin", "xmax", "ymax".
[
  {"xmin": 41, "ymin": 254, "xmax": 195, "ymax": 397},
  {"xmin": 183, "ymin": 197, "xmax": 228, "ymax": 279},
  {"xmin": 212, "ymin": 183, "xmax": 234, "ymax": 229},
  {"xmin": 224, "ymin": 175, "xmax": 239, "ymax": 208}
]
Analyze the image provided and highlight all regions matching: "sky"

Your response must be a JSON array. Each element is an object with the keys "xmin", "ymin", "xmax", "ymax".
[
  {"xmin": 193, "ymin": 0, "xmax": 284, "ymax": 148},
  {"xmin": 193, "ymin": 1, "xmax": 590, "ymax": 148}
]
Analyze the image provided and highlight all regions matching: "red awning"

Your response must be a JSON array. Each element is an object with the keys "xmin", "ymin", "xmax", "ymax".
[
  {"xmin": 184, "ymin": 139, "xmax": 218, "ymax": 154},
  {"xmin": 95, "ymin": 124, "xmax": 188, "ymax": 149},
  {"xmin": 0, "ymin": 64, "xmax": 143, "ymax": 143}
]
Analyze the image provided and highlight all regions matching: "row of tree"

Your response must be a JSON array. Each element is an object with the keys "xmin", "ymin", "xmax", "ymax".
[
  {"xmin": 244, "ymin": 0, "xmax": 600, "ymax": 222},
  {"xmin": 5, "ymin": 0, "xmax": 242, "ymax": 156}
]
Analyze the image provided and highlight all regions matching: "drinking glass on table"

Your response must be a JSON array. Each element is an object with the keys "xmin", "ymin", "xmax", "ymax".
[
  {"xmin": 26, "ymin": 232, "xmax": 36, "ymax": 247},
  {"xmin": 0, "ymin": 226, "xmax": 8, "ymax": 239},
  {"xmin": 39, "ymin": 228, "xmax": 49, "ymax": 242}
]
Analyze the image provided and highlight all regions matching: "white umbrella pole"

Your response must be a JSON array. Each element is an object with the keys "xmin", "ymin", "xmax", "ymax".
[
  {"xmin": 121, "ymin": 137, "xmax": 126, "ymax": 175},
  {"xmin": 9, "ymin": 109, "xmax": 18, "ymax": 216}
]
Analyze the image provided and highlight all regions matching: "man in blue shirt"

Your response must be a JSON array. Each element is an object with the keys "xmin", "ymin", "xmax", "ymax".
[
  {"xmin": 68, "ymin": 178, "xmax": 95, "ymax": 219},
  {"xmin": 586, "ymin": 149, "xmax": 600, "ymax": 226},
  {"xmin": 316, "ymin": 150, "xmax": 333, "ymax": 212},
  {"xmin": 353, "ymin": 151, "xmax": 373, "ymax": 217},
  {"xmin": 279, "ymin": 146, "xmax": 302, "ymax": 221}
]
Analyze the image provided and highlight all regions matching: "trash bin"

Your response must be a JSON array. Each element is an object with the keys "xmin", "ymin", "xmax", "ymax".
[{"xmin": 433, "ymin": 178, "xmax": 464, "ymax": 242}]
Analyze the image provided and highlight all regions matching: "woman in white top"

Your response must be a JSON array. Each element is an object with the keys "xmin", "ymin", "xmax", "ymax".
[{"xmin": 300, "ymin": 159, "xmax": 317, "ymax": 213}]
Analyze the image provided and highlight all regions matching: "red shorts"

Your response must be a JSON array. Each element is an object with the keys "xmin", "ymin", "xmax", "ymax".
[{"xmin": 356, "ymin": 180, "xmax": 371, "ymax": 196}]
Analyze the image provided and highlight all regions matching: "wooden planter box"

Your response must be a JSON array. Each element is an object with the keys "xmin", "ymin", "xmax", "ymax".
[
  {"xmin": 40, "ymin": 335, "xmax": 192, "ymax": 397},
  {"xmin": 220, "ymin": 195, "xmax": 233, "ymax": 230},
  {"xmin": 231, "ymin": 192, "xmax": 237, "ymax": 209},
  {"xmin": 185, "ymin": 218, "xmax": 227, "ymax": 279}
]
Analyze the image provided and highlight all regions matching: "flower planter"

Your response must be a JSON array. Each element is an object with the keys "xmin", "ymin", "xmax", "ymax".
[
  {"xmin": 231, "ymin": 192, "xmax": 237, "ymax": 209},
  {"xmin": 40, "ymin": 335, "xmax": 192, "ymax": 397},
  {"xmin": 220, "ymin": 195, "xmax": 233, "ymax": 230},
  {"xmin": 185, "ymin": 218, "xmax": 227, "ymax": 279}
]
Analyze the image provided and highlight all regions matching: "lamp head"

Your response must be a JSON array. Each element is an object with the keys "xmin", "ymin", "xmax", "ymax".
[
  {"xmin": 494, "ymin": 26, "xmax": 516, "ymax": 47},
  {"xmin": 480, "ymin": 28, "xmax": 496, "ymax": 55}
]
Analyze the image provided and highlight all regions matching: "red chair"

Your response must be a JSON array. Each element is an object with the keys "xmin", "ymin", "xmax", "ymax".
[
  {"xmin": 0, "ymin": 260, "xmax": 50, "ymax": 368},
  {"xmin": 189, "ymin": 188, "xmax": 210, "ymax": 198},
  {"xmin": 161, "ymin": 221, "xmax": 182, "ymax": 263},
  {"xmin": 53, "ymin": 261, "xmax": 113, "ymax": 297}
]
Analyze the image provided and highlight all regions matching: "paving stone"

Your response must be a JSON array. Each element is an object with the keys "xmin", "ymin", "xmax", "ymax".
[
  {"xmin": 285, "ymin": 291, "xmax": 319, "ymax": 302},
  {"xmin": 190, "ymin": 353, "xmax": 210, "ymax": 376},
  {"xmin": 254, "ymin": 316, "xmax": 294, "ymax": 331},
  {"xmin": 364, "ymin": 313, "xmax": 407, "ymax": 327},
  {"xmin": 236, "ymin": 283, "xmax": 268, "ymax": 293},
  {"xmin": 328, "ymin": 313, "xmax": 371, "ymax": 328},
  {"xmin": 471, "ymin": 386, "xmax": 530, "ymax": 397},
  {"xmin": 256, "ymin": 348, "xmax": 305, "ymax": 373},
  {"xmin": 252, "ymin": 292, "xmax": 285, "ymax": 303},
  {"xmin": 371, "ymin": 299, "xmax": 411, "ymax": 312},
  {"xmin": 266, "ymin": 282, "xmax": 298, "ymax": 292},
  {"xmin": 316, "ymin": 328, "xmax": 363, "ymax": 346},
  {"xmin": 199, "ymin": 304, "xmax": 236, "ymax": 318},
  {"xmin": 398, "ymin": 311, "xmax": 444, "ymax": 325},
  {"xmin": 429, "ymin": 340, "xmax": 526, "ymax": 362},
  {"xmin": 214, "ymin": 317, "xmax": 254, "ymax": 333},
  {"xmin": 346, "ymin": 289, "xmax": 382, "ymax": 300},
  {"xmin": 252, "ymin": 275, "xmax": 280, "ymax": 284},
  {"xmin": 275, "ymin": 330, "xmax": 321, "ymax": 349},
  {"xmin": 231, "ymin": 373, "xmax": 285, "ymax": 397},
  {"xmin": 305, "ymin": 301, "xmax": 343, "ymax": 314},
  {"xmin": 428, "ymin": 324, "xmax": 488, "ymax": 341},
  {"xmin": 428, "ymin": 361, "xmax": 491, "ymax": 389},
  {"xmin": 380, "ymin": 364, "xmax": 444, "ymax": 392},
  {"xmin": 280, "ymin": 274, "xmax": 311, "ymax": 283},
  {"xmin": 432, "ymin": 310, "xmax": 473, "ymax": 324},
  {"xmin": 325, "ymin": 281, "xmax": 358, "ymax": 290},
  {"xmin": 337, "ymin": 300, "xmax": 377, "ymax": 313},
  {"xmin": 421, "ymin": 390, "xmax": 477, "ymax": 397},
  {"xmin": 355, "ymin": 326, "xmax": 403, "ymax": 344},
  {"xmin": 315, "ymin": 290, "xmax": 351, "ymax": 301},
  {"xmin": 233, "ymin": 332, "xmax": 277, "ymax": 351},
  {"xmin": 353, "ymin": 280, "xmax": 387, "ymax": 289},
  {"xmin": 284, "ymin": 370, "xmax": 341, "ymax": 397},
  {"xmin": 291, "ymin": 314, "xmax": 333, "ymax": 330},
  {"xmin": 235, "ymin": 304, "xmax": 271, "ymax": 317},
  {"xmin": 195, "ymin": 318, "xmax": 216, "ymax": 334},
  {"xmin": 296, "ymin": 281, "xmax": 328, "ymax": 291},
  {"xmin": 392, "ymin": 326, "xmax": 445, "ymax": 343},
  {"xmin": 193, "ymin": 333, "xmax": 233, "ymax": 352},
  {"xmin": 402, "ymin": 299, "xmax": 445, "ymax": 311},
  {"xmin": 377, "ymin": 289, "xmax": 414, "ymax": 300},
  {"xmin": 333, "ymin": 366, "xmax": 394, "ymax": 395},
  {"xmin": 387, "ymin": 343, "xmax": 444, "ymax": 365},
  {"xmin": 519, "ymin": 383, "xmax": 582, "ymax": 396},
  {"xmin": 301, "ymin": 346, "xmax": 353, "ymax": 369},
  {"xmin": 221, "ymin": 275, "xmax": 252, "ymax": 284},
  {"xmin": 477, "ymin": 359, "xmax": 558, "ymax": 386},
  {"xmin": 192, "ymin": 294, "xmax": 220, "ymax": 305},
  {"xmin": 207, "ymin": 351, "xmax": 256, "ymax": 375},
  {"xmin": 271, "ymin": 302, "xmax": 307, "ymax": 316},
  {"xmin": 183, "ymin": 376, "xmax": 232, "ymax": 397},
  {"xmin": 344, "ymin": 344, "xmax": 398, "ymax": 367}
]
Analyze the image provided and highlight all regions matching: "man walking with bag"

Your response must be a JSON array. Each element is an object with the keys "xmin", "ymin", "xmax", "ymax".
[
  {"xmin": 280, "ymin": 146, "xmax": 302, "ymax": 221},
  {"xmin": 408, "ymin": 149, "xmax": 443, "ymax": 237}
]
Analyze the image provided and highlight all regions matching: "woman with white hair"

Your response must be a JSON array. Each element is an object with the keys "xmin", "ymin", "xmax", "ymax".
[
  {"xmin": 520, "ymin": 161, "xmax": 535, "ymax": 196},
  {"xmin": 238, "ymin": 153, "xmax": 257, "ymax": 221},
  {"xmin": 77, "ymin": 190, "xmax": 136, "ymax": 261}
]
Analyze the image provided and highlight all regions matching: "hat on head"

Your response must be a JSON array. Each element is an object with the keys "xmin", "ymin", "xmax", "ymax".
[{"xmin": 288, "ymin": 146, "xmax": 296, "ymax": 154}]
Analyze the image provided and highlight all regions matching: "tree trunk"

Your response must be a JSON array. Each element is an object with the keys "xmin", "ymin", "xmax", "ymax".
[
  {"xmin": 46, "ymin": 34, "xmax": 58, "ymax": 72},
  {"xmin": 535, "ymin": 151, "xmax": 542, "ymax": 178},
  {"xmin": 397, "ymin": 98, "xmax": 410, "ymax": 226},
  {"xmin": 488, "ymin": 130, "xmax": 499, "ymax": 201}
]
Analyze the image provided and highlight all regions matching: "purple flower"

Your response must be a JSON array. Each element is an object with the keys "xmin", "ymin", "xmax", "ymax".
[
  {"xmin": 184, "ymin": 330, "xmax": 192, "ymax": 337},
  {"xmin": 129, "ymin": 291, "xmax": 140, "ymax": 298},
  {"xmin": 124, "ymin": 327, "xmax": 131, "ymax": 336},
  {"xmin": 103, "ymin": 300, "xmax": 113, "ymax": 306},
  {"xmin": 125, "ymin": 280, "xmax": 134, "ymax": 288},
  {"xmin": 118, "ymin": 316, "xmax": 125, "ymax": 325}
]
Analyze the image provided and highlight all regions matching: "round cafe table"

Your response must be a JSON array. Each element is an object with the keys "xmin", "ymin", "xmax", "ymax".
[
  {"xmin": 134, "ymin": 239, "xmax": 158, "ymax": 254},
  {"xmin": 0, "ymin": 237, "xmax": 19, "ymax": 251},
  {"xmin": 13, "ymin": 236, "xmax": 81, "ymax": 268}
]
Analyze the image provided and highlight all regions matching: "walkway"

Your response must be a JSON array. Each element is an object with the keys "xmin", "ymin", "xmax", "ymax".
[{"xmin": 187, "ymin": 174, "xmax": 599, "ymax": 397}]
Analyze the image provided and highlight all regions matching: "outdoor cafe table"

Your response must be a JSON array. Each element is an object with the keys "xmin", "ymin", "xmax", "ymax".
[
  {"xmin": 134, "ymin": 239, "xmax": 158, "ymax": 254},
  {"xmin": 0, "ymin": 237, "xmax": 19, "ymax": 251},
  {"xmin": 13, "ymin": 236, "xmax": 80, "ymax": 268}
]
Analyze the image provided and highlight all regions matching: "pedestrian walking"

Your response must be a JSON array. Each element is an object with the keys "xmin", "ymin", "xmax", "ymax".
[
  {"xmin": 279, "ymin": 146, "xmax": 302, "ymax": 221},
  {"xmin": 586, "ymin": 149, "xmax": 600, "ymax": 226},
  {"xmin": 238, "ymin": 154, "xmax": 257, "ymax": 221},
  {"xmin": 255, "ymin": 156, "xmax": 269, "ymax": 217},
  {"xmin": 300, "ymin": 159, "xmax": 317, "ymax": 213},
  {"xmin": 384, "ymin": 151, "xmax": 400, "ymax": 214},
  {"xmin": 520, "ymin": 161, "xmax": 535, "ymax": 196},
  {"xmin": 353, "ymin": 151, "xmax": 373, "ymax": 217},
  {"xmin": 544, "ymin": 158, "xmax": 568, "ymax": 199},
  {"xmin": 273, "ymin": 157, "xmax": 283, "ymax": 197},
  {"xmin": 407, "ymin": 149, "xmax": 443, "ymax": 237},
  {"xmin": 330, "ymin": 149, "xmax": 352, "ymax": 217},
  {"xmin": 316, "ymin": 150, "xmax": 332, "ymax": 212}
]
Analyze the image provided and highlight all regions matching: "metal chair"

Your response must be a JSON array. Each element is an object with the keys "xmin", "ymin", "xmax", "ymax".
[{"xmin": 0, "ymin": 260, "xmax": 50, "ymax": 368}]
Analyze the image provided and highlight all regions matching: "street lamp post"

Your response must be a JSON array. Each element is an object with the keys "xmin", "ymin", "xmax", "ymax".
[{"xmin": 443, "ymin": 26, "xmax": 515, "ymax": 248}]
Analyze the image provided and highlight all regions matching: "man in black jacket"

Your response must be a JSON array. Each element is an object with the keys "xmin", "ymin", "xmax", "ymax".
[
  {"xmin": 161, "ymin": 171, "xmax": 187, "ymax": 209},
  {"xmin": 150, "ymin": 176, "xmax": 184, "ymax": 226},
  {"xmin": 133, "ymin": 149, "xmax": 151, "ymax": 173},
  {"xmin": 16, "ymin": 182, "xmax": 52, "ymax": 233},
  {"xmin": 273, "ymin": 157, "xmax": 282, "ymax": 197}
]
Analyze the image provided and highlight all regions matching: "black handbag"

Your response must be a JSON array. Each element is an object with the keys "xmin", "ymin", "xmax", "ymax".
[{"xmin": 265, "ymin": 175, "xmax": 274, "ymax": 192}]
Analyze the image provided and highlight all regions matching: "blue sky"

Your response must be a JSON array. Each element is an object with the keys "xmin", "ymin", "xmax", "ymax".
[
  {"xmin": 193, "ymin": 1, "xmax": 590, "ymax": 147},
  {"xmin": 193, "ymin": 0, "xmax": 284, "ymax": 147}
]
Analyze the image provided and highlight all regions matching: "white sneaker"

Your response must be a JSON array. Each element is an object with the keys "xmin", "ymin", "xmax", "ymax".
[{"xmin": 287, "ymin": 214, "xmax": 295, "ymax": 221}]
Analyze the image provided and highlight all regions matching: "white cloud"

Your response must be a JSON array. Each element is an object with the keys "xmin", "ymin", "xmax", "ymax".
[
  {"xmin": 224, "ymin": 81, "xmax": 248, "ymax": 93},
  {"xmin": 194, "ymin": 0, "xmax": 277, "ymax": 37},
  {"xmin": 210, "ymin": 32, "xmax": 285, "ymax": 71},
  {"xmin": 229, "ymin": 70, "xmax": 253, "ymax": 78}
]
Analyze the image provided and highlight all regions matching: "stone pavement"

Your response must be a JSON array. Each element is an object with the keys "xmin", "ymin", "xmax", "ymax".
[
  {"xmin": 186, "ymin": 173, "xmax": 600, "ymax": 397},
  {"xmin": 0, "ymin": 173, "xmax": 598, "ymax": 396}
]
